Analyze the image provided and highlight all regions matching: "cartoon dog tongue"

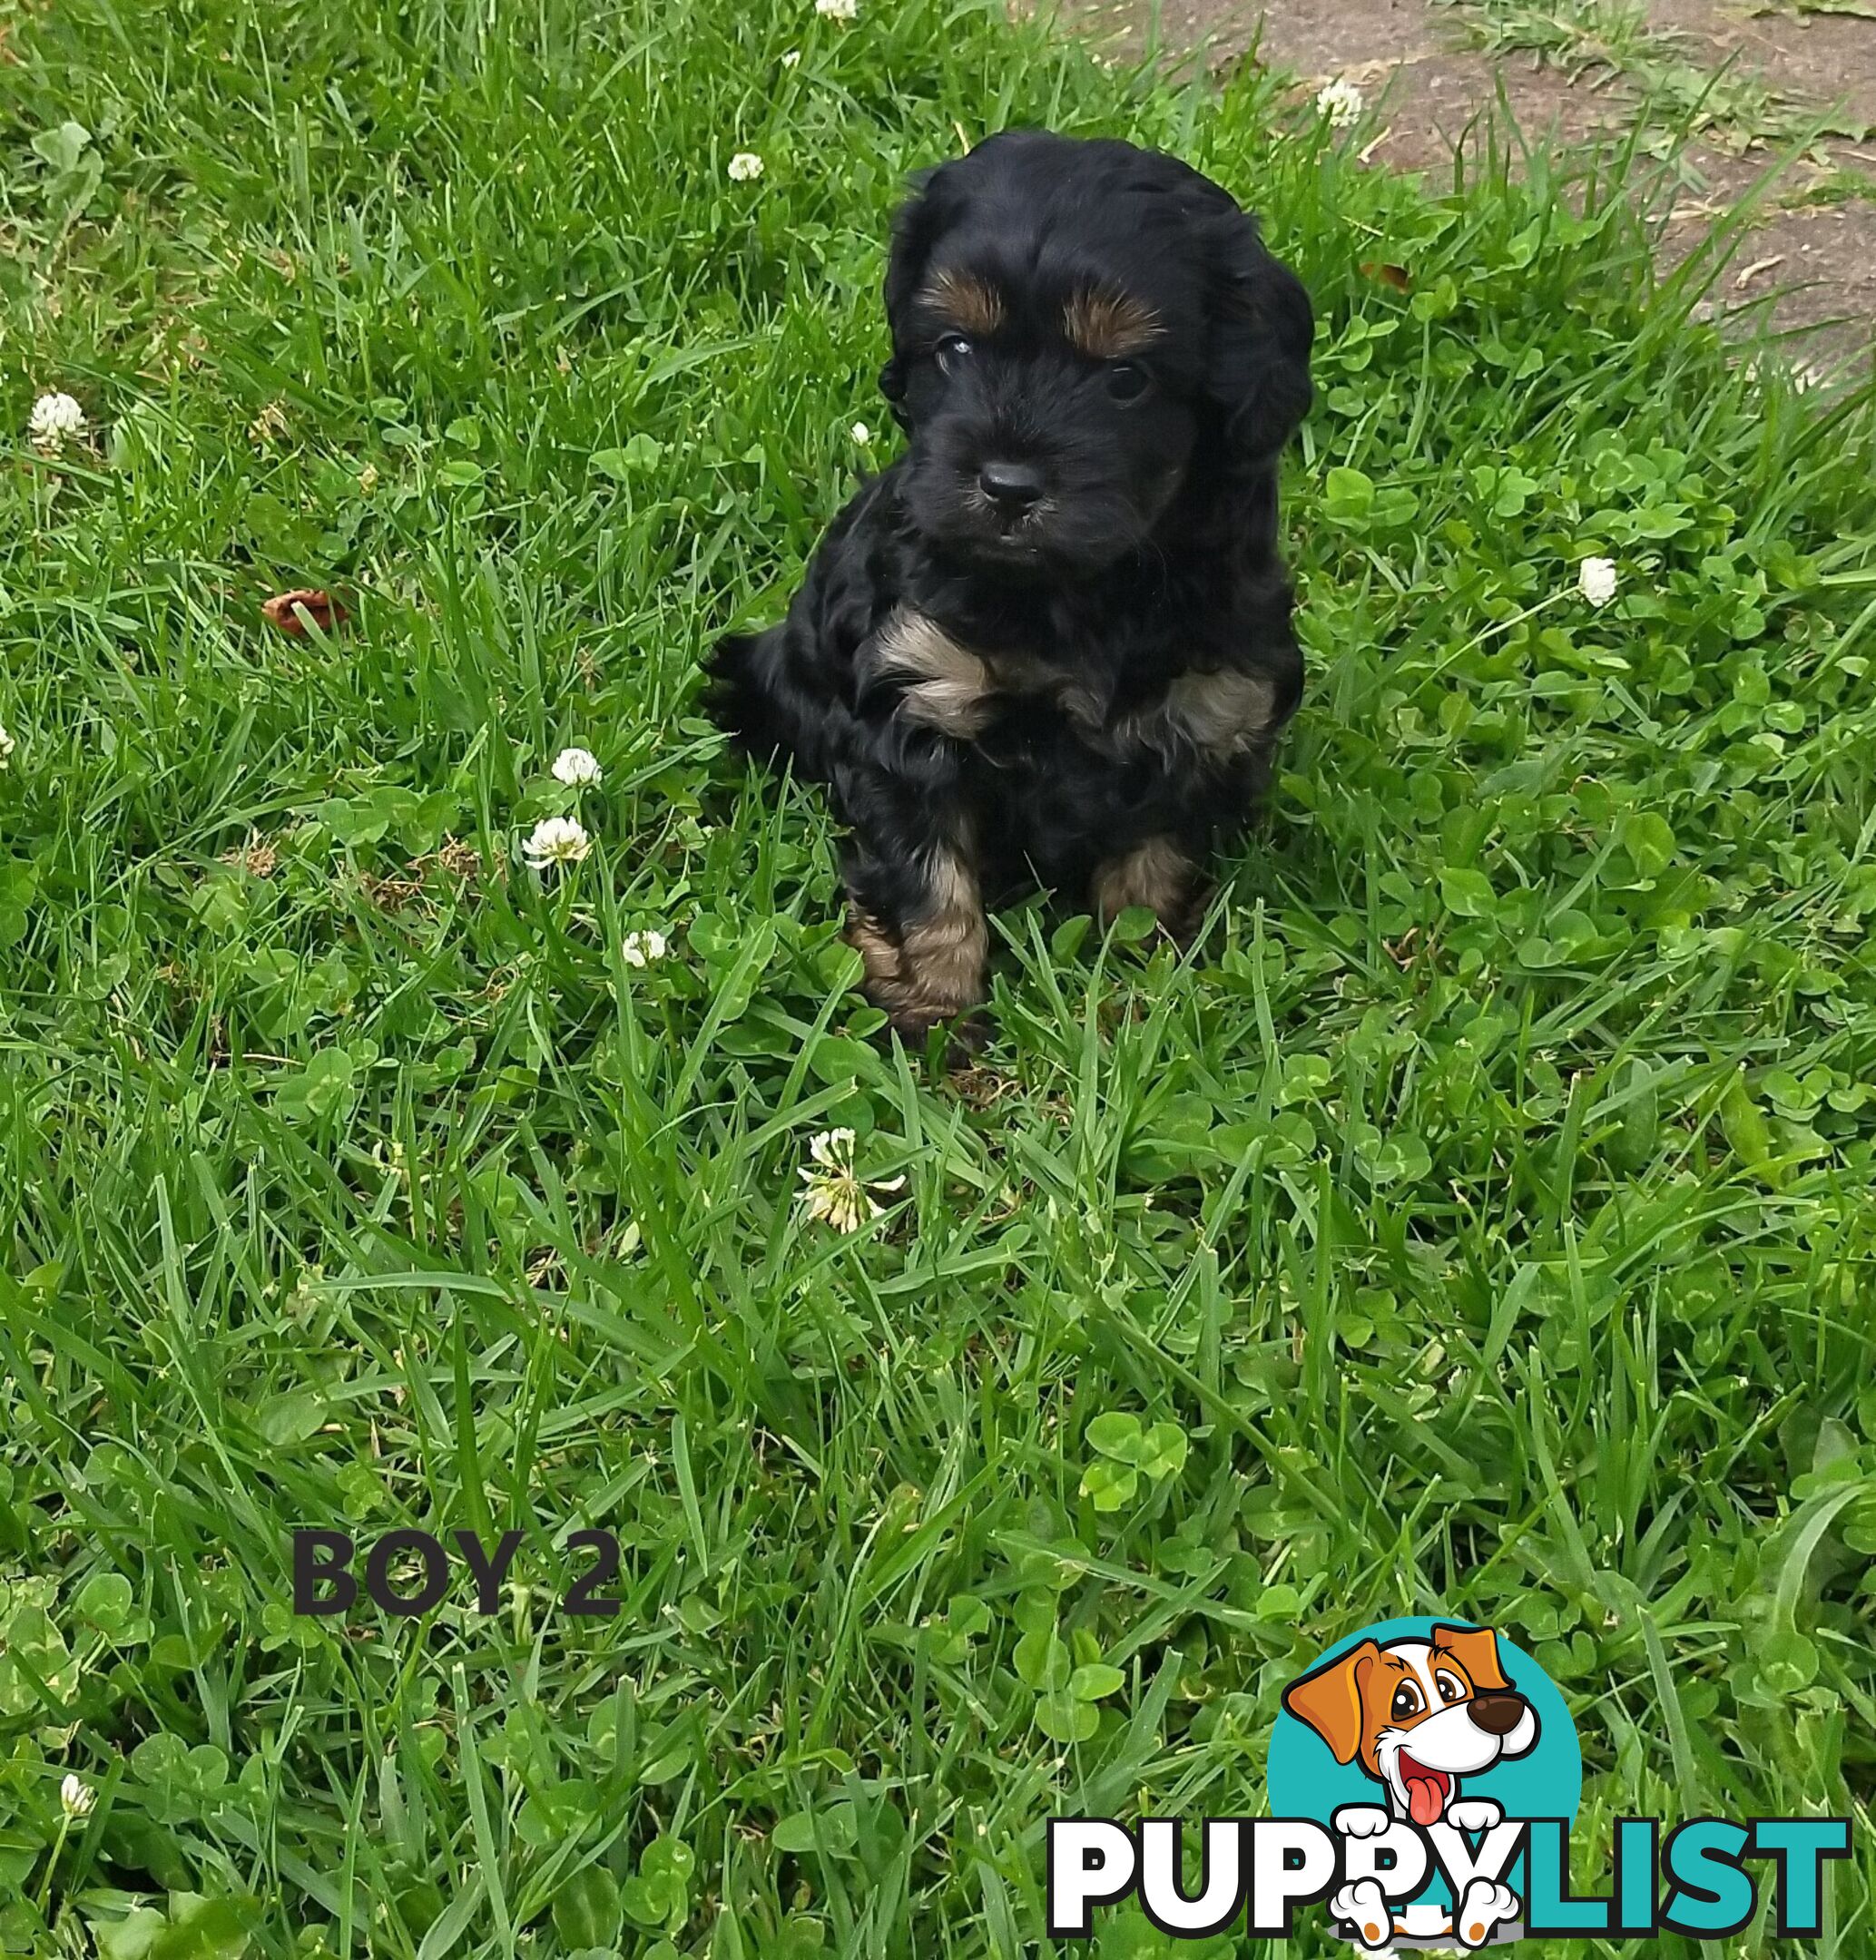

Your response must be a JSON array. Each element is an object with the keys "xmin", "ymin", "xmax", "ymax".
[{"xmin": 1404, "ymin": 1767, "xmax": 1446, "ymax": 1826}]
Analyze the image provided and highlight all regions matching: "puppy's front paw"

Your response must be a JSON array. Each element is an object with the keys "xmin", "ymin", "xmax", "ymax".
[
  {"xmin": 888, "ymin": 1004, "xmax": 986, "ymax": 1063},
  {"xmin": 844, "ymin": 851, "xmax": 988, "ymax": 1047},
  {"xmin": 1455, "ymin": 1878, "xmax": 1519, "ymax": 1948},
  {"xmin": 938, "ymin": 1012, "xmax": 992, "ymax": 1068},
  {"xmin": 1446, "ymin": 1798, "xmax": 1503, "ymax": 1832},
  {"xmin": 1091, "ymin": 837, "xmax": 1199, "ymax": 945},
  {"xmin": 1331, "ymin": 1804, "xmax": 1393, "ymax": 1839},
  {"xmin": 1331, "ymin": 1878, "xmax": 1392, "ymax": 1952}
]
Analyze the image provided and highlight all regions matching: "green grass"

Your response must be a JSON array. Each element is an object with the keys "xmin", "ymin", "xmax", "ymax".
[{"xmin": 4, "ymin": 0, "xmax": 1876, "ymax": 1954}]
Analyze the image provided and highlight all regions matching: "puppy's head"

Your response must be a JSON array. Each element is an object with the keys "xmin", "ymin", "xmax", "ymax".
[
  {"xmin": 878, "ymin": 130, "xmax": 1311, "ymax": 576},
  {"xmin": 1282, "ymin": 1625, "xmax": 1539, "ymax": 1827}
]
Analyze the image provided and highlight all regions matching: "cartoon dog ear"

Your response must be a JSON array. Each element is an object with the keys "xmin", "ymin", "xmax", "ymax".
[
  {"xmin": 1198, "ymin": 197, "xmax": 1313, "ymax": 466},
  {"xmin": 1282, "ymin": 1640, "xmax": 1380, "ymax": 1765},
  {"xmin": 1431, "ymin": 1624, "xmax": 1513, "ymax": 1695},
  {"xmin": 878, "ymin": 163, "xmax": 948, "ymax": 428}
]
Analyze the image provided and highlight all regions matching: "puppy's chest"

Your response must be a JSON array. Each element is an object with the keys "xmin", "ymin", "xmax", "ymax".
[{"xmin": 866, "ymin": 608, "xmax": 1276, "ymax": 766}]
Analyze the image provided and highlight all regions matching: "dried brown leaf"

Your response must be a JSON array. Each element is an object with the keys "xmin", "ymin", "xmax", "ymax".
[{"xmin": 261, "ymin": 589, "xmax": 348, "ymax": 636}]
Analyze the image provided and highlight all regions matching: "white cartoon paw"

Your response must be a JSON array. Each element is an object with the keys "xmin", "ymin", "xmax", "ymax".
[
  {"xmin": 1331, "ymin": 1803, "xmax": 1393, "ymax": 1839},
  {"xmin": 1331, "ymin": 1878, "xmax": 1393, "ymax": 1952},
  {"xmin": 1455, "ymin": 1878, "xmax": 1520, "ymax": 1948},
  {"xmin": 1447, "ymin": 1798, "xmax": 1504, "ymax": 1832}
]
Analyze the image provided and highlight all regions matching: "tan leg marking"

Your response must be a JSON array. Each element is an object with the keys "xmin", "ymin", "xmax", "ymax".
[
  {"xmin": 1090, "ymin": 836, "xmax": 1196, "ymax": 934},
  {"xmin": 1100, "ymin": 670, "xmax": 1275, "ymax": 765},
  {"xmin": 846, "ymin": 848, "xmax": 987, "ymax": 1034},
  {"xmin": 1160, "ymin": 670, "xmax": 1279, "ymax": 756}
]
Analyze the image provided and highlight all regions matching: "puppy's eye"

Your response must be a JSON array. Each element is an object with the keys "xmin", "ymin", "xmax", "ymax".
[
  {"xmin": 1105, "ymin": 361, "xmax": 1152, "ymax": 404},
  {"xmin": 935, "ymin": 333, "xmax": 974, "ymax": 373},
  {"xmin": 1390, "ymin": 1682, "xmax": 1424, "ymax": 1721},
  {"xmin": 1433, "ymin": 1670, "xmax": 1467, "ymax": 1704}
]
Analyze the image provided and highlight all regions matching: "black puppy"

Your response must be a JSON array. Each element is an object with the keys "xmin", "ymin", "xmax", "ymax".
[{"xmin": 710, "ymin": 129, "xmax": 1312, "ymax": 1039}]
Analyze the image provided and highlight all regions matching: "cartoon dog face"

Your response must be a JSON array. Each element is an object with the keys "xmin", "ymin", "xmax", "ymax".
[{"xmin": 1282, "ymin": 1624, "xmax": 1538, "ymax": 1827}]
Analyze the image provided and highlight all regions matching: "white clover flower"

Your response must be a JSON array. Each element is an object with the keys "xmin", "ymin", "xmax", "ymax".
[
  {"xmin": 60, "ymin": 1774, "xmax": 95, "ymax": 1818},
  {"xmin": 781, "ymin": 48, "xmax": 801, "ymax": 66},
  {"xmin": 551, "ymin": 745, "xmax": 603, "ymax": 788},
  {"xmin": 1577, "ymin": 555, "xmax": 1618, "ymax": 608},
  {"xmin": 248, "ymin": 399, "xmax": 290, "ymax": 447},
  {"xmin": 728, "ymin": 152, "xmax": 765, "ymax": 183},
  {"xmin": 0, "ymin": 724, "xmax": 14, "ymax": 769},
  {"xmin": 798, "ymin": 1127, "xmax": 905, "ymax": 1233},
  {"xmin": 522, "ymin": 815, "xmax": 592, "ymax": 872},
  {"xmin": 622, "ymin": 928, "xmax": 669, "ymax": 967},
  {"xmin": 1744, "ymin": 352, "xmax": 1829, "ymax": 397},
  {"xmin": 1315, "ymin": 78, "xmax": 1365, "ymax": 129},
  {"xmin": 28, "ymin": 392, "xmax": 87, "ymax": 454},
  {"xmin": 850, "ymin": 421, "xmax": 872, "ymax": 446},
  {"xmin": 816, "ymin": 0, "xmax": 859, "ymax": 17}
]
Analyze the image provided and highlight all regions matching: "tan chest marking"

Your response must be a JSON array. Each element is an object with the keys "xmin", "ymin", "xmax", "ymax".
[
  {"xmin": 872, "ymin": 612, "xmax": 1274, "ymax": 761},
  {"xmin": 871, "ymin": 612, "xmax": 998, "ymax": 739},
  {"xmin": 1105, "ymin": 669, "xmax": 1278, "ymax": 763}
]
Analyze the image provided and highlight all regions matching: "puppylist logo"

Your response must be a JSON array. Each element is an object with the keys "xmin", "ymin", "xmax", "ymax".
[
  {"xmin": 1047, "ymin": 1616, "xmax": 1850, "ymax": 1949},
  {"xmin": 1270, "ymin": 1617, "xmax": 1574, "ymax": 1948}
]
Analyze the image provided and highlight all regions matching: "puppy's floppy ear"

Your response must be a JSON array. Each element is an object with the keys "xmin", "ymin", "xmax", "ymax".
[
  {"xmin": 1282, "ymin": 1639, "xmax": 1380, "ymax": 1765},
  {"xmin": 879, "ymin": 163, "xmax": 946, "ymax": 428},
  {"xmin": 1199, "ymin": 198, "xmax": 1313, "ymax": 463},
  {"xmin": 1430, "ymin": 1623, "xmax": 1513, "ymax": 1695}
]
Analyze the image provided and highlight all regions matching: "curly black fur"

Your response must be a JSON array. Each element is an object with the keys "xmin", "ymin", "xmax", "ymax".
[{"xmin": 710, "ymin": 129, "xmax": 1313, "ymax": 1038}]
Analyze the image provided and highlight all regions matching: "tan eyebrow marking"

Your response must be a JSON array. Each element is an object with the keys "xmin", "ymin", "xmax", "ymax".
[
  {"xmin": 919, "ymin": 267, "xmax": 1005, "ymax": 337},
  {"xmin": 1062, "ymin": 283, "xmax": 1163, "ymax": 359}
]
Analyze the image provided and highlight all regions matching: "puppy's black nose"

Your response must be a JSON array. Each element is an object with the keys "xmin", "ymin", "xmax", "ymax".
[
  {"xmin": 1468, "ymin": 1694, "xmax": 1527, "ymax": 1736},
  {"xmin": 978, "ymin": 459, "xmax": 1046, "ymax": 511}
]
